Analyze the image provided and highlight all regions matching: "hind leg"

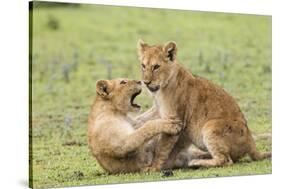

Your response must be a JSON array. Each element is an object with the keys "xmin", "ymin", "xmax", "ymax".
[
  {"xmin": 188, "ymin": 152, "xmax": 233, "ymax": 168},
  {"xmin": 188, "ymin": 140, "xmax": 233, "ymax": 168},
  {"xmin": 188, "ymin": 120, "xmax": 234, "ymax": 168}
]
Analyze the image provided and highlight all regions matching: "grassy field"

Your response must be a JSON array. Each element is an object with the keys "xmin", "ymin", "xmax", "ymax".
[{"xmin": 30, "ymin": 2, "xmax": 272, "ymax": 188}]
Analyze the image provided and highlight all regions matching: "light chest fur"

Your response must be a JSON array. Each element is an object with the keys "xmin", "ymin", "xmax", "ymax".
[
  {"xmin": 106, "ymin": 118, "xmax": 135, "ymax": 139},
  {"xmin": 154, "ymin": 90, "xmax": 171, "ymax": 118},
  {"xmin": 117, "ymin": 119, "xmax": 135, "ymax": 136},
  {"xmin": 92, "ymin": 116, "xmax": 135, "ymax": 149}
]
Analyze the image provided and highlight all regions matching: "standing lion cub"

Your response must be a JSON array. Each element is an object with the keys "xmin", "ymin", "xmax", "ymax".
[
  {"xmin": 88, "ymin": 78, "xmax": 181, "ymax": 173},
  {"xmin": 136, "ymin": 40, "xmax": 271, "ymax": 170}
]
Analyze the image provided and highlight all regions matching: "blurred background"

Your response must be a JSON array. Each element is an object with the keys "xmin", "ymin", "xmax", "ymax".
[{"xmin": 30, "ymin": 1, "xmax": 272, "ymax": 188}]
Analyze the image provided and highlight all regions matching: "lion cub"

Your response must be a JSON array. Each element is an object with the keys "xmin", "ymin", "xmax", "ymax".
[
  {"xmin": 137, "ymin": 40, "xmax": 271, "ymax": 170},
  {"xmin": 88, "ymin": 78, "xmax": 181, "ymax": 173}
]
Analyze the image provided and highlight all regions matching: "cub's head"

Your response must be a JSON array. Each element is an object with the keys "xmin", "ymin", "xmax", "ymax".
[
  {"xmin": 96, "ymin": 78, "xmax": 142, "ymax": 113},
  {"xmin": 137, "ymin": 39, "xmax": 178, "ymax": 93}
]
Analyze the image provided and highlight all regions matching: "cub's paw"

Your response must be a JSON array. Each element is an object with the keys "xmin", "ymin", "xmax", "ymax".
[
  {"xmin": 142, "ymin": 166, "xmax": 159, "ymax": 172},
  {"xmin": 164, "ymin": 124, "xmax": 181, "ymax": 135},
  {"xmin": 164, "ymin": 119, "xmax": 183, "ymax": 135},
  {"xmin": 188, "ymin": 159, "xmax": 203, "ymax": 169}
]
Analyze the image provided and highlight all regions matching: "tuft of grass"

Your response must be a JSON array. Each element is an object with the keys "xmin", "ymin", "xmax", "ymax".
[{"xmin": 30, "ymin": 2, "xmax": 271, "ymax": 188}]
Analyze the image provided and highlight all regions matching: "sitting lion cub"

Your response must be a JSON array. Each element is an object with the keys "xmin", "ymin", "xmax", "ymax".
[
  {"xmin": 88, "ymin": 78, "xmax": 181, "ymax": 173},
  {"xmin": 136, "ymin": 40, "xmax": 271, "ymax": 170}
]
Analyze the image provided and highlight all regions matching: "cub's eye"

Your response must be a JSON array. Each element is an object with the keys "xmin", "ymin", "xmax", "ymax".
[
  {"xmin": 141, "ymin": 64, "xmax": 146, "ymax": 69},
  {"xmin": 120, "ymin": 80, "xmax": 127, "ymax": 85},
  {"xmin": 153, "ymin": 64, "xmax": 160, "ymax": 71}
]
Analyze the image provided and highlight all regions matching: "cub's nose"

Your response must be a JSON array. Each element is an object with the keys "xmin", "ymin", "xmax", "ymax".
[
  {"xmin": 135, "ymin": 80, "xmax": 142, "ymax": 85},
  {"xmin": 143, "ymin": 80, "xmax": 151, "ymax": 85}
]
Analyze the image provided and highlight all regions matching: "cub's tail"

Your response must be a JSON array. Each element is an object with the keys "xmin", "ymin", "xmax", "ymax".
[
  {"xmin": 248, "ymin": 133, "xmax": 271, "ymax": 161},
  {"xmin": 252, "ymin": 133, "xmax": 272, "ymax": 141}
]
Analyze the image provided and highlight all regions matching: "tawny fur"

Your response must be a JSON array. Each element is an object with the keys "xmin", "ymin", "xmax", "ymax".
[
  {"xmin": 136, "ymin": 40, "xmax": 271, "ymax": 170},
  {"xmin": 88, "ymin": 78, "xmax": 182, "ymax": 173}
]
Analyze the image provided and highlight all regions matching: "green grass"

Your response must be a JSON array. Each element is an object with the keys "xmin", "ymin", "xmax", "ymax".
[{"xmin": 30, "ymin": 2, "xmax": 272, "ymax": 188}]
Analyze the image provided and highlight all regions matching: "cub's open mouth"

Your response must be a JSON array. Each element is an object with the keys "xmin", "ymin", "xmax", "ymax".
[
  {"xmin": 130, "ymin": 90, "xmax": 142, "ymax": 108},
  {"xmin": 147, "ymin": 85, "xmax": 160, "ymax": 92}
]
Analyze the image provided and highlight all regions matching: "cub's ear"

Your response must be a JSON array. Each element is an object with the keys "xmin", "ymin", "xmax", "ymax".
[
  {"xmin": 163, "ymin": 41, "xmax": 177, "ymax": 62},
  {"xmin": 96, "ymin": 80, "xmax": 112, "ymax": 98},
  {"xmin": 137, "ymin": 39, "xmax": 148, "ymax": 60}
]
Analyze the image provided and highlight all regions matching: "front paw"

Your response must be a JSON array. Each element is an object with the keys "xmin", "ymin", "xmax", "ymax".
[
  {"xmin": 188, "ymin": 159, "xmax": 202, "ymax": 169},
  {"xmin": 142, "ymin": 166, "xmax": 159, "ymax": 172},
  {"xmin": 165, "ymin": 119, "xmax": 183, "ymax": 135},
  {"xmin": 169, "ymin": 124, "xmax": 182, "ymax": 135}
]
